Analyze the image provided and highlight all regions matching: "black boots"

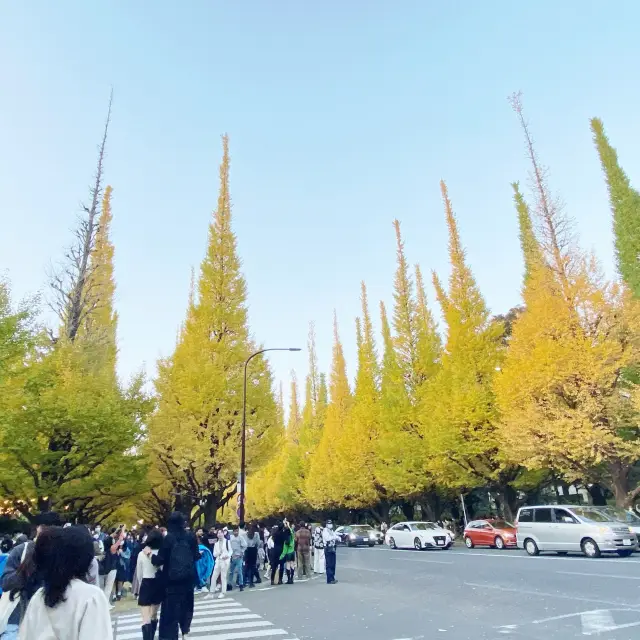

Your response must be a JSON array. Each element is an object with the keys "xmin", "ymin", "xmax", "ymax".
[
  {"xmin": 151, "ymin": 619, "xmax": 158, "ymax": 638},
  {"xmin": 142, "ymin": 623, "xmax": 152, "ymax": 640},
  {"xmin": 286, "ymin": 568, "xmax": 294, "ymax": 584}
]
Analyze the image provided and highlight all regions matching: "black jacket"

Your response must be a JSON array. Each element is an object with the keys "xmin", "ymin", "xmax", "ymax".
[{"xmin": 152, "ymin": 531, "xmax": 199, "ymax": 593}]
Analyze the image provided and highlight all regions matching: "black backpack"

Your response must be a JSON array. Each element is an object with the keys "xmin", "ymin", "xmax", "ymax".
[{"xmin": 168, "ymin": 537, "xmax": 194, "ymax": 581}]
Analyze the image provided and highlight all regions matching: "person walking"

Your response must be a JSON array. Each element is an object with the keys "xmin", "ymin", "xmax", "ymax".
[
  {"xmin": 228, "ymin": 527, "xmax": 247, "ymax": 592},
  {"xmin": 114, "ymin": 528, "xmax": 131, "ymax": 601},
  {"xmin": 0, "ymin": 538, "xmax": 13, "ymax": 595},
  {"xmin": 244, "ymin": 524, "xmax": 261, "ymax": 588},
  {"xmin": 1, "ymin": 511, "xmax": 62, "ymax": 639},
  {"xmin": 20, "ymin": 526, "xmax": 112, "ymax": 640},
  {"xmin": 195, "ymin": 538, "xmax": 214, "ymax": 594},
  {"xmin": 280, "ymin": 519, "xmax": 296, "ymax": 585},
  {"xmin": 136, "ymin": 529, "xmax": 164, "ymax": 640},
  {"xmin": 295, "ymin": 523, "xmax": 311, "ymax": 579},
  {"xmin": 149, "ymin": 512, "xmax": 199, "ymax": 640},
  {"xmin": 312, "ymin": 526, "xmax": 325, "ymax": 574},
  {"xmin": 211, "ymin": 530, "xmax": 231, "ymax": 599},
  {"xmin": 100, "ymin": 527, "xmax": 123, "ymax": 608},
  {"xmin": 270, "ymin": 525, "xmax": 285, "ymax": 586},
  {"xmin": 322, "ymin": 520, "xmax": 339, "ymax": 584}
]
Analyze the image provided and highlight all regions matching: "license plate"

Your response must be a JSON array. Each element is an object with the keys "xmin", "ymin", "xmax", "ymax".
[
  {"xmin": 436, "ymin": 539, "xmax": 445, "ymax": 546},
  {"xmin": 363, "ymin": 538, "xmax": 368, "ymax": 542},
  {"xmin": 623, "ymin": 539, "xmax": 633, "ymax": 546}
]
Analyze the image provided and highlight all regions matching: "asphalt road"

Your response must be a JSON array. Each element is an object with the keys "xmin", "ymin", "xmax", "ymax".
[{"xmin": 227, "ymin": 544, "xmax": 640, "ymax": 640}]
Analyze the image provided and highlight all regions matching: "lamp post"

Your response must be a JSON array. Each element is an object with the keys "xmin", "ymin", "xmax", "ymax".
[{"xmin": 239, "ymin": 347, "xmax": 301, "ymax": 525}]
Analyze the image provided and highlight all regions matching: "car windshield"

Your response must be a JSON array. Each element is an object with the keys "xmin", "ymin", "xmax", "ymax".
[
  {"xmin": 411, "ymin": 523, "xmax": 437, "ymax": 531},
  {"xmin": 492, "ymin": 520, "xmax": 514, "ymax": 529},
  {"xmin": 597, "ymin": 507, "xmax": 640, "ymax": 524},
  {"xmin": 352, "ymin": 526, "xmax": 373, "ymax": 533},
  {"xmin": 571, "ymin": 508, "xmax": 612, "ymax": 523}
]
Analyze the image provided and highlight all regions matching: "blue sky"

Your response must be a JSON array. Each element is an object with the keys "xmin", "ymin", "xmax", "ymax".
[{"xmin": 2, "ymin": 1, "xmax": 640, "ymax": 398}]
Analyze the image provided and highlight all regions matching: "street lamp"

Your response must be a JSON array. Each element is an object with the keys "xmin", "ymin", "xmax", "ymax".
[{"xmin": 239, "ymin": 347, "xmax": 301, "ymax": 525}]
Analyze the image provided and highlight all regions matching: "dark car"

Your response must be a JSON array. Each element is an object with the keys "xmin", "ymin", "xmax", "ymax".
[{"xmin": 335, "ymin": 525, "xmax": 376, "ymax": 547}]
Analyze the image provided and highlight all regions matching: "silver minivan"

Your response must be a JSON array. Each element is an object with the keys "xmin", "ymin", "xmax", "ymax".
[{"xmin": 515, "ymin": 505, "xmax": 638, "ymax": 558}]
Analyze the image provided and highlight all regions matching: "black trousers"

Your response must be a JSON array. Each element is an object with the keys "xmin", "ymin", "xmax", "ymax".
[
  {"xmin": 270, "ymin": 548, "xmax": 284, "ymax": 583},
  {"xmin": 158, "ymin": 588, "xmax": 194, "ymax": 640},
  {"xmin": 325, "ymin": 550, "xmax": 336, "ymax": 583},
  {"xmin": 244, "ymin": 547, "xmax": 260, "ymax": 584}
]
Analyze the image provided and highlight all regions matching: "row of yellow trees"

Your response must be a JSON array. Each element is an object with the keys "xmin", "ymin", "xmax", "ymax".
[
  {"xmin": 2, "ymin": 95, "xmax": 640, "ymax": 526},
  {"xmin": 246, "ymin": 96, "xmax": 640, "ymax": 521},
  {"xmin": 0, "ymin": 100, "xmax": 151, "ymax": 523}
]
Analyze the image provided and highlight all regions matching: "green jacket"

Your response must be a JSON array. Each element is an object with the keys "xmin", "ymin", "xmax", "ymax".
[{"xmin": 280, "ymin": 527, "xmax": 295, "ymax": 559}]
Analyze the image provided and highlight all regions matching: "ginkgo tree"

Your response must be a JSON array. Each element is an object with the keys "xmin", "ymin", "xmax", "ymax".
[
  {"xmin": 496, "ymin": 97, "xmax": 640, "ymax": 509},
  {"xmin": 420, "ymin": 182, "xmax": 506, "ymax": 507},
  {"xmin": 147, "ymin": 136, "xmax": 279, "ymax": 526}
]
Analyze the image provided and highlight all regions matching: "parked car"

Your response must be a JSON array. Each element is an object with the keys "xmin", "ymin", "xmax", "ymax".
[
  {"xmin": 385, "ymin": 521, "xmax": 453, "ymax": 550},
  {"xmin": 464, "ymin": 519, "xmax": 517, "ymax": 549},
  {"xmin": 335, "ymin": 525, "xmax": 376, "ymax": 547},
  {"xmin": 595, "ymin": 507, "xmax": 640, "ymax": 545},
  {"xmin": 515, "ymin": 505, "xmax": 638, "ymax": 558}
]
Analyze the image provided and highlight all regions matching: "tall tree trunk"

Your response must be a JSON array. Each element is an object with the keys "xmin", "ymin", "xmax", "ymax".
[
  {"xmin": 400, "ymin": 500, "xmax": 414, "ymax": 521},
  {"xmin": 418, "ymin": 491, "xmax": 442, "ymax": 522},
  {"xmin": 497, "ymin": 485, "xmax": 518, "ymax": 521},
  {"xmin": 368, "ymin": 501, "xmax": 390, "ymax": 524},
  {"xmin": 203, "ymin": 494, "xmax": 221, "ymax": 529},
  {"xmin": 586, "ymin": 484, "xmax": 608, "ymax": 506}
]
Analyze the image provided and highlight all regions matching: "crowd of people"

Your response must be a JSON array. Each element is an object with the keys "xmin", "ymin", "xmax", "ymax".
[{"xmin": 0, "ymin": 512, "xmax": 341, "ymax": 640}]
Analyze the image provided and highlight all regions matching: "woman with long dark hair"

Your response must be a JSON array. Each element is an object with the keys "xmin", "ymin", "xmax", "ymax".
[
  {"xmin": 148, "ymin": 512, "xmax": 200, "ymax": 640},
  {"xmin": 136, "ymin": 529, "xmax": 164, "ymax": 640},
  {"xmin": 20, "ymin": 526, "xmax": 112, "ymax": 639},
  {"xmin": 270, "ymin": 524, "xmax": 286, "ymax": 585}
]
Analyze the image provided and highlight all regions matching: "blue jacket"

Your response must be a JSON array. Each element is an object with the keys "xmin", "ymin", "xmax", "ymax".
[
  {"xmin": 0, "ymin": 553, "xmax": 8, "ymax": 595},
  {"xmin": 196, "ymin": 544, "xmax": 214, "ymax": 587}
]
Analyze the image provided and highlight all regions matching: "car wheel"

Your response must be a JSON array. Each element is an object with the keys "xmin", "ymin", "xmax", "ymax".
[
  {"xmin": 581, "ymin": 538, "xmax": 601, "ymax": 558},
  {"xmin": 464, "ymin": 536, "xmax": 474, "ymax": 549},
  {"xmin": 524, "ymin": 538, "xmax": 539, "ymax": 556},
  {"xmin": 617, "ymin": 550, "xmax": 633, "ymax": 558},
  {"xmin": 414, "ymin": 537, "xmax": 422, "ymax": 550},
  {"xmin": 378, "ymin": 540, "xmax": 384, "ymax": 545},
  {"xmin": 347, "ymin": 541, "xmax": 353, "ymax": 548},
  {"xmin": 389, "ymin": 537, "xmax": 396, "ymax": 549},
  {"xmin": 494, "ymin": 536, "xmax": 505, "ymax": 550},
  {"xmin": 369, "ymin": 542, "xmax": 375, "ymax": 547}
]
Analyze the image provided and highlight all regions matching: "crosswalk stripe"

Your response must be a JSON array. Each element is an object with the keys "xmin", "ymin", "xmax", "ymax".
[
  {"xmin": 188, "ymin": 621, "xmax": 275, "ymax": 633},
  {"xmin": 185, "ymin": 630, "xmax": 288, "ymax": 640},
  {"xmin": 116, "ymin": 613, "xmax": 141, "ymax": 622},
  {"xmin": 197, "ymin": 600, "xmax": 243, "ymax": 608},
  {"xmin": 189, "ymin": 613, "xmax": 263, "ymax": 624},
  {"xmin": 195, "ymin": 608, "xmax": 252, "ymax": 616},
  {"xmin": 116, "ymin": 611, "xmax": 258, "ymax": 632},
  {"xmin": 114, "ymin": 595, "xmax": 295, "ymax": 640},
  {"xmin": 117, "ymin": 625, "xmax": 276, "ymax": 640}
]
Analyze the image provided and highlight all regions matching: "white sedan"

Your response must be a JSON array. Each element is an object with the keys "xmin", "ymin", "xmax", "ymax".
[{"xmin": 385, "ymin": 521, "xmax": 454, "ymax": 550}]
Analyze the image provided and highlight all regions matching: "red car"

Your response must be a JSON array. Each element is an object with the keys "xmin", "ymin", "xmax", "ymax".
[{"xmin": 463, "ymin": 519, "xmax": 517, "ymax": 549}]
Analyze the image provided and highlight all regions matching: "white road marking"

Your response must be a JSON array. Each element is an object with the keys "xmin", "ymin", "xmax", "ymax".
[
  {"xmin": 117, "ymin": 613, "xmax": 262, "ymax": 631},
  {"xmin": 558, "ymin": 570, "xmax": 640, "ymax": 580},
  {"xmin": 581, "ymin": 610, "xmax": 616, "ymax": 635},
  {"xmin": 464, "ymin": 581, "xmax": 640, "ymax": 609},
  {"xmin": 448, "ymin": 550, "xmax": 640, "ymax": 564},
  {"xmin": 583, "ymin": 620, "xmax": 640, "ymax": 635},
  {"xmin": 496, "ymin": 608, "xmax": 640, "ymax": 635},
  {"xmin": 114, "ymin": 596, "xmax": 295, "ymax": 640},
  {"xmin": 395, "ymin": 557, "xmax": 453, "ymax": 565}
]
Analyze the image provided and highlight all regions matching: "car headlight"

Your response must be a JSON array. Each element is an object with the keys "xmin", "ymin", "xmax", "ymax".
[
  {"xmin": 349, "ymin": 534, "xmax": 356, "ymax": 540},
  {"xmin": 598, "ymin": 527, "xmax": 614, "ymax": 536}
]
